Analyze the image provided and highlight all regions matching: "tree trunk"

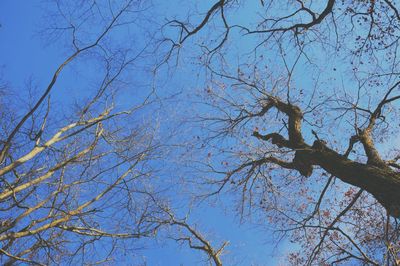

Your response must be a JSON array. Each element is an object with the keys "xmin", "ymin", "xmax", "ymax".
[{"xmin": 302, "ymin": 141, "xmax": 400, "ymax": 217}]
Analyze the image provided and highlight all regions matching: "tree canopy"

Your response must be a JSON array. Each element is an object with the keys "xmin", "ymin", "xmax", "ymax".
[{"xmin": 1, "ymin": 0, "xmax": 400, "ymax": 265}]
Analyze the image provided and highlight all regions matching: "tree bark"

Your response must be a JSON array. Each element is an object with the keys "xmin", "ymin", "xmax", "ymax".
[{"xmin": 307, "ymin": 141, "xmax": 400, "ymax": 217}]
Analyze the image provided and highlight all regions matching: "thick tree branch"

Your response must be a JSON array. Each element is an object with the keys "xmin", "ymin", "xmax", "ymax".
[{"xmin": 250, "ymin": 96, "xmax": 400, "ymax": 217}]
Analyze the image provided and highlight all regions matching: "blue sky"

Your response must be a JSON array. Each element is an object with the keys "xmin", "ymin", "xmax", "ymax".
[
  {"xmin": 2, "ymin": 1, "xmax": 397, "ymax": 265},
  {"xmin": 0, "ymin": 2, "xmax": 59, "ymax": 87},
  {"xmin": 0, "ymin": 1, "xmax": 292, "ymax": 265}
]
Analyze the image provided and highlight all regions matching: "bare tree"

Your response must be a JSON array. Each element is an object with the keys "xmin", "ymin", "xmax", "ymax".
[
  {"xmin": 0, "ymin": 0, "xmax": 231, "ymax": 264},
  {"xmin": 0, "ymin": 1, "xmax": 166, "ymax": 264},
  {"xmin": 165, "ymin": 0, "xmax": 400, "ymax": 264},
  {"xmin": 8, "ymin": 0, "xmax": 400, "ymax": 264}
]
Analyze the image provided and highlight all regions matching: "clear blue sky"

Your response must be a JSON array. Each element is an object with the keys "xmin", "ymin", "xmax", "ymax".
[{"xmin": 0, "ymin": 1, "xmax": 292, "ymax": 265}]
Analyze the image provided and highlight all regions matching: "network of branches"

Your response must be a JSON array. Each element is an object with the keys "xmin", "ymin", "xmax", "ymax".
[{"xmin": 1, "ymin": 0, "xmax": 400, "ymax": 265}]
